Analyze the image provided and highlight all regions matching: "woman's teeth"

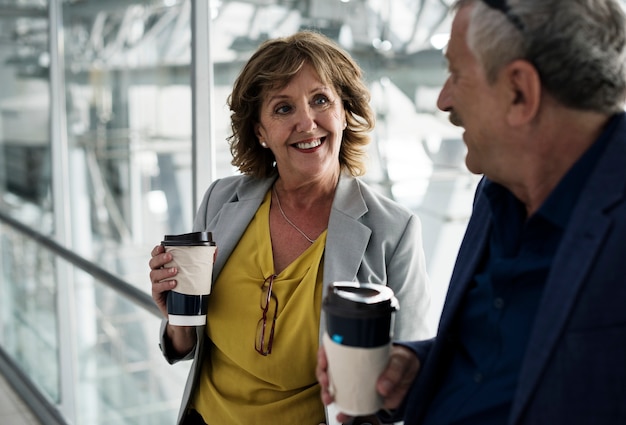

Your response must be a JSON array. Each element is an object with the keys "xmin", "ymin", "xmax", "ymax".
[{"xmin": 295, "ymin": 139, "xmax": 322, "ymax": 149}]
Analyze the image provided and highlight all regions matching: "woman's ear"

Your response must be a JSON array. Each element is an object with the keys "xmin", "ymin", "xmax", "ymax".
[
  {"xmin": 254, "ymin": 123, "xmax": 267, "ymax": 147},
  {"xmin": 504, "ymin": 59, "xmax": 541, "ymax": 126}
]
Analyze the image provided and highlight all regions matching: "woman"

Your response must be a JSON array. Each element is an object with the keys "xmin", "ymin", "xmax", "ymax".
[{"xmin": 149, "ymin": 30, "xmax": 433, "ymax": 425}]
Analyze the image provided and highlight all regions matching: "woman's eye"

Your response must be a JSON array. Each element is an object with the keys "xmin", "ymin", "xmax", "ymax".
[
  {"xmin": 313, "ymin": 95, "xmax": 330, "ymax": 106},
  {"xmin": 274, "ymin": 104, "xmax": 291, "ymax": 114}
]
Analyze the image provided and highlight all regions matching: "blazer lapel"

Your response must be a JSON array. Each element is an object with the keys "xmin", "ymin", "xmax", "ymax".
[
  {"xmin": 323, "ymin": 175, "xmax": 371, "ymax": 298},
  {"xmin": 209, "ymin": 178, "xmax": 275, "ymax": 280},
  {"xmin": 438, "ymin": 183, "xmax": 492, "ymax": 329},
  {"xmin": 510, "ymin": 119, "xmax": 626, "ymax": 424}
]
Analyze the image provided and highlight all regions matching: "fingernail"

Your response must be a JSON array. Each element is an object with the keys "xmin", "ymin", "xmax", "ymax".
[{"xmin": 380, "ymin": 379, "xmax": 392, "ymax": 393}]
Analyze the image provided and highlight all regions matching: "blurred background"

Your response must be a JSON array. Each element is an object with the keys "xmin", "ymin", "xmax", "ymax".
[{"xmin": 0, "ymin": 0, "xmax": 480, "ymax": 423}]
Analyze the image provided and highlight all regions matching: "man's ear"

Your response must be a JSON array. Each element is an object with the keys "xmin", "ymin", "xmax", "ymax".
[{"xmin": 504, "ymin": 59, "xmax": 541, "ymax": 126}]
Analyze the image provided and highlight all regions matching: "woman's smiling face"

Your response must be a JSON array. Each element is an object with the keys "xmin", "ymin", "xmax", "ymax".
[{"xmin": 255, "ymin": 63, "xmax": 345, "ymax": 184}]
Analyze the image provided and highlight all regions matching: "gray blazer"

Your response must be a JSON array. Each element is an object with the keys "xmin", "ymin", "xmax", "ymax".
[{"xmin": 160, "ymin": 173, "xmax": 433, "ymax": 424}]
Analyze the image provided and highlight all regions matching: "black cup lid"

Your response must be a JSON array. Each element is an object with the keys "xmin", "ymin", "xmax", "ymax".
[
  {"xmin": 323, "ymin": 281, "xmax": 399, "ymax": 319},
  {"xmin": 162, "ymin": 231, "xmax": 216, "ymax": 246}
]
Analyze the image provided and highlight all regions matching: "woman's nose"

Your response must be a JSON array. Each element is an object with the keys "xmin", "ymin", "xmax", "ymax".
[{"xmin": 295, "ymin": 106, "xmax": 317, "ymax": 133}]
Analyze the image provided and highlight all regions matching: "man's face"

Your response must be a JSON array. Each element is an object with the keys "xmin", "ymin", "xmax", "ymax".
[{"xmin": 437, "ymin": 3, "xmax": 508, "ymax": 176}]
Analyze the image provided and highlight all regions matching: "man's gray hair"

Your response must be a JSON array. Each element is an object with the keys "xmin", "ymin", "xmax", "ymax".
[{"xmin": 455, "ymin": 0, "xmax": 626, "ymax": 114}]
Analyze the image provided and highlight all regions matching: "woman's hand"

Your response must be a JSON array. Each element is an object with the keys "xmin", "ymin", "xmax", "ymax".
[
  {"xmin": 149, "ymin": 244, "xmax": 177, "ymax": 319},
  {"xmin": 149, "ymin": 244, "xmax": 197, "ymax": 356}
]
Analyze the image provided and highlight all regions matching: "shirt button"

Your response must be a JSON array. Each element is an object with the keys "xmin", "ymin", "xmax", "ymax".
[
  {"xmin": 494, "ymin": 297, "xmax": 504, "ymax": 309},
  {"xmin": 474, "ymin": 372, "xmax": 483, "ymax": 383}
]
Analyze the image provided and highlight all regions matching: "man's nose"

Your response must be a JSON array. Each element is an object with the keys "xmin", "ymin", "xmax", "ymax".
[{"xmin": 437, "ymin": 77, "xmax": 452, "ymax": 113}]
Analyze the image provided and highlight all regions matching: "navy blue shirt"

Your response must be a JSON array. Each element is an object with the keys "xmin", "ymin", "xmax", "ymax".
[{"xmin": 421, "ymin": 116, "xmax": 618, "ymax": 425}]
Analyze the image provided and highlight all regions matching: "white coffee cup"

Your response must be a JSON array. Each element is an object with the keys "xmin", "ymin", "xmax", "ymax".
[
  {"xmin": 322, "ymin": 282, "xmax": 399, "ymax": 416},
  {"xmin": 162, "ymin": 231, "xmax": 217, "ymax": 326}
]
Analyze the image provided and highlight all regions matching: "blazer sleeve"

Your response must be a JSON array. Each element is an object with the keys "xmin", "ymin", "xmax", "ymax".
[{"xmin": 386, "ymin": 214, "xmax": 436, "ymax": 341}]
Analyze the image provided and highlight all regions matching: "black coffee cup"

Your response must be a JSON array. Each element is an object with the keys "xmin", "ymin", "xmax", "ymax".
[
  {"xmin": 322, "ymin": 281, "xmax": 399, "ymax": 416},
  {"xmin": 161, "ymin": 231, "xmax": 217, "ymax": 326},
  {"xmin": 324, "ymin": 281, "xmax": 399, "ymax": 347}
]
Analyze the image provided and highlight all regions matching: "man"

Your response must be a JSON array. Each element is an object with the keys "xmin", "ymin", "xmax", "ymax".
[{"xmin": 317, "ymin": 0, "xmax": 626, "ymax": 423}]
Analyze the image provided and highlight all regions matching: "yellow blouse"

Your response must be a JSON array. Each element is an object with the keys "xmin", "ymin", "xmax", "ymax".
[{"xmin": 192, "ymin": 190, "xmax": 327, "ymax": 424}]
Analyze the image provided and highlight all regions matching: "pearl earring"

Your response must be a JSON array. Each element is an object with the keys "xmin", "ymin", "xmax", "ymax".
[
  {"xmin": 343, "ymin": 122, "xmax": 347, "ymax": 130},
  {"xmin": 261, "ymin": 142, "xmax": 268, "ymax": 148}
]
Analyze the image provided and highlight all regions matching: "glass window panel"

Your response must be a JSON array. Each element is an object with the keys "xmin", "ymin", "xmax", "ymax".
[
  {"xmin": 0, "ymin": 223, "xmax": 60, "ymax": 403},
  {"xmin": 0, "ymin": 219, "xmax": 190, "ymax": 424},
  {"xmin": 62, "ymin": 0, "xmax": 194, "ymax": 287},
  {"xmin": 0, "ymin": 6, "xmax": 52, "ymax": 231},
  {"xmin": 71, "ymin": 267, "xmax": 189, "ymax": 425}
]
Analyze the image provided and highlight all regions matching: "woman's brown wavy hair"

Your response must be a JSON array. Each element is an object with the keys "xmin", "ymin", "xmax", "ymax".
[{"xmin": 228, "ymin": 30, "xmax": 375, "ymax": 178}]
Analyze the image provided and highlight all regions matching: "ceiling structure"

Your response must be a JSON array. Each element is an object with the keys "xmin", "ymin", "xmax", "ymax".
[{"xmin": 0, "ymin": 0, "xmax": 454, "ymax": 110}]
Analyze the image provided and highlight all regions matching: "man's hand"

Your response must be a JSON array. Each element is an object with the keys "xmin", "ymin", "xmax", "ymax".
[
  {"xmin": 377, "ymin": 345, "xmax": 420, "ymax": 411},
  {"xmin": 316, "ymin": 344, "xmax": 420, "ymax": 423}
]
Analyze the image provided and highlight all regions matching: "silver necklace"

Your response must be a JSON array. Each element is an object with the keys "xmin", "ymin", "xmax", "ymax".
[{"xmin": 273, "ymin": 186, "xmax": 316, "ymax": 244}]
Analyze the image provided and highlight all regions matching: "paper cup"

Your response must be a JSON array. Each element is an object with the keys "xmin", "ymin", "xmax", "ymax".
[{"xmin": 162, "ymin": 231, "xmax": 216, "ymax": 326}]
